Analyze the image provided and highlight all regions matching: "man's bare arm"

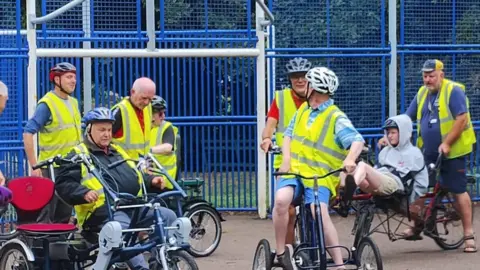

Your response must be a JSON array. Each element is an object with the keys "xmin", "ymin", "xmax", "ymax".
[
  {"xmin": 23, "ymin": 133, "xmax": 38, "ymax": 167},
  {"xmin": 262, "ymin": 117, "xmax": 278, "ymax": 139}
]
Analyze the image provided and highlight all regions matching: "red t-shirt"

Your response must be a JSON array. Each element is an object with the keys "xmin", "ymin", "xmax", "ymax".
[
  {"xmin": 112, "ymin": 103, "xmax": 145, "ymax": 138},
  {"xmin": 266, "ymin": 91, "xmax": 305, "ymax": 120}
]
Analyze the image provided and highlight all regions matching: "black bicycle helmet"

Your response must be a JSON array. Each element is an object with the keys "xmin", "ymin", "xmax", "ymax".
[
  {"xmin": 382, "ymin": 119, "xmax": 398, "ymax": 130},
  {"xmin": 49, "ymin": 62, "xmax": 77, "ymax": 82},
  {"xmin": 152, "ymin": 95, "xmax": 167, "ymax": 111}
]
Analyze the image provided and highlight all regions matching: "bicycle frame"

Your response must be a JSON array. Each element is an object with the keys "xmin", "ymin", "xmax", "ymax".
[
  {"xmin": 75, "ymin": 153, "xmax": 189, "ymax": 269},
  {"xmin": 352, "ymin": 153, "xmax": 455, "ymax": 243},
  {"xmin": 274, "ymin": 168, "xmax": 345, "ymax": 270}
]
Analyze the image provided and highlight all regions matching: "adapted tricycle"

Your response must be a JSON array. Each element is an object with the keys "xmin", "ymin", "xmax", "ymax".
[
  {"xmin": 0, "ymin": 152, "xmax": 199, "ymax": 269},
  {"xmin": 351, "ymin": 153, "xmax": 474, "ymax": 252},
  {"xmin": 253, "ymin": 168, "xmax": 383, "ymax": 270}
]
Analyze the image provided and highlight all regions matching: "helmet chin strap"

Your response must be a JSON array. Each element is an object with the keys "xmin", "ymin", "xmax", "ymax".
[
  {"xmin": 87, "ymin": 124, "xmax": 107, "ymax": 150},
  {"xmin": 54, "ymin": 77, "xmax": 71, "ymax": 96}
]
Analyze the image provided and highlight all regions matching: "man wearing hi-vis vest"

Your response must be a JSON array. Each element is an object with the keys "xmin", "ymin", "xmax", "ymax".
[
  {"xmin": 56, "ymin": 107, "xmax": 176, "ymax": 270},
  {"xmin": 149, "ymin": 95, "xmax": 178, "ymax": 186},
  {"xmin": 112, "ymin": 77, "xmax": 156, "ymax": 160},
  {"xmin": 260, "ymin": 57, "xmax": 311, "ymax": 247},
  {"xmin": 403, "ymin": 59, "xmax": 477, "ymax": 253},
  {"xmin": 23, "ymin": 62, "xmax": 82, "ymax": 223},
  {"xmin": 273, "ymin": 67, "xmax": 365, "ymax": 270}
]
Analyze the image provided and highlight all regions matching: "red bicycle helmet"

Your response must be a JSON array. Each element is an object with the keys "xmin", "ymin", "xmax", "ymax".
[{"xmin": 49, "ymin": 62, "xmax": 77, "ymax": 82}]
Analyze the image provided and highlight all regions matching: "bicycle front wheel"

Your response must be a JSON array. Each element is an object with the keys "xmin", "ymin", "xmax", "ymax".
[
  {"xmin": 357, "ymin": 236, "xmax": 383, "ymax": 270},
  {"xmin": 150, "ymin": 250, "xmax": 199, "ymax": 270}
]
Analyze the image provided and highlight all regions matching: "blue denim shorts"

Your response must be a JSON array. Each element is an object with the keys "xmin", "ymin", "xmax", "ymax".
[{"xmin": 275, "ymin": 177, "xmax": 331, "ymax": 205}]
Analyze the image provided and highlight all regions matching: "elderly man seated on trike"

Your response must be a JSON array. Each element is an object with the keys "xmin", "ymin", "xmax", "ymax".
[{"xmin": 55, "ymin": 107, "xmax": 177, "ymax": 270}]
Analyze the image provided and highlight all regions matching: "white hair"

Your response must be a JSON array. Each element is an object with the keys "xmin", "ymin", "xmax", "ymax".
[{"xmin": 0, "ymin": 81, "xmax": 7, "ymax": 97}]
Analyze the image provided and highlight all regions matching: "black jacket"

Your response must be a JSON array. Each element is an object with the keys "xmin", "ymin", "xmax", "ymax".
[{"xmin": 55, "ymin": 138, "xmax": 160, "ymax": 219}]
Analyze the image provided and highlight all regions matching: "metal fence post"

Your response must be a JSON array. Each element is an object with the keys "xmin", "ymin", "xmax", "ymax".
[
  {"xmin": 388, "ymin": 0, "xmax": 397, "ymax": 117},
  {"xmin": 26, "ymin": 0, "xmax": 38, "ymax": 174},
  {"xmin": 82, "ymin": 0, "xmax": 92, "ymax": 113},
  {"xmin": 256, "ymin": 1, "xmax": 267, "ymax": 219}
]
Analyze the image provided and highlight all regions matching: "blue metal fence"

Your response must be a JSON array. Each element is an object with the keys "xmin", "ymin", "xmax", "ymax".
[{"xmin": 0, "ymin": 0, "xmax": 479, "ymax": 217}]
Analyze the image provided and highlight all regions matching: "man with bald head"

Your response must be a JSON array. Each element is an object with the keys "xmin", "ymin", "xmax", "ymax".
[{"xmin": 112, "ymin": 77, "xmax": 156, "ymax": 159}]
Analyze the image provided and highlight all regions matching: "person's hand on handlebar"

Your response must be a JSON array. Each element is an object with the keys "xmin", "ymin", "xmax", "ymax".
[
  {"xmin": 343, "ymin": 157, "xmax": 357, "ymax": 173},
  {"xmin": 31, "ymin": 168, "xmax": 42, "ymax": 177},
  {"xmin": 438, "ymin": 143, "xmax": 450, "ymax": 156},
  {"xmin": 152, "ymin": 176, "xmax": 167, "ymax": 190},
  {"xmin": 84, "ymin": 190, "xmax": 99, "ymax": 203},
  {"xmin": 260, "ymin": 137, "xmax": 272, "ymax": 153}
]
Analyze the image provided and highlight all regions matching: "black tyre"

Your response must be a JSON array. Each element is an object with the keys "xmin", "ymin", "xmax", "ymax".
[
  {"xmin": 185, "ymin": 205, "xmax": 223, "ymax": 257},
  {"xmin": 150, "ymin": 250, "xmax": 199, "ymax": 270},
  {"xmin": 429, "ymin": 191, "xmax": 473, "ymax": 250},
  {"xmin": 0, "ymin": 243, "xmax": 35, "ymax": 270},
  {"xmin": 353, "ymin": 210, "xmax": 373, "ymax": 248},
  {"xmin": 252, "ymin": 239, "xmax": 272, "ymax": 270},
  {"xmin": 356, "ymin": 236, "xmax": 383, "ymax": 270}
]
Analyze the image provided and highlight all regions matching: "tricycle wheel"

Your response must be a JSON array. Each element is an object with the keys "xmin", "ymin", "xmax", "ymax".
[
  {"xmin": 185, "ymin": 205, "xmax": 222, "ymax": 257},
  {"xmin": 252, "ymin": 239, "xmax": 272, "ymax": 270}
]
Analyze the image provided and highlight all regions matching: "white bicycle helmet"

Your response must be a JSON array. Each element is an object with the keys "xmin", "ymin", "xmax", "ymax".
[
  {"xmin": 286, "ymin": 57, "xmax": 312, "ymax": 74},
  {"xmin": 305, "ymin": 67, "xmax": 339, "ymax": 96}
]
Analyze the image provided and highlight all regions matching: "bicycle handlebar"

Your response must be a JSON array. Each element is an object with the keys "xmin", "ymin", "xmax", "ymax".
[
  {"xmin": 427, "ymin": 152, "xmax": 444, "ymax": 172},
  {"xmin": 273, "ymin": 168, "xmax": 345, "ymax": 180},
  {"xmin": 32, "ymin": 154, "xmax": 82, "ymax": 170}
]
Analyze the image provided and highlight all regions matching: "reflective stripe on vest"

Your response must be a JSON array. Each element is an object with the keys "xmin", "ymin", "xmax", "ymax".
[
  {"xmin": 72, "ymin": 142, "xmax": 144, "ymax": 227},
  {"xmin": 38, "ymin": 92, "xmax": 82, "ymax": 162},
  {"xmin": 273, "ymin": 88, "xmax": 300, "ymax": 169},
  {"xmin": 416, "ymin": 79, "xmax": 476, "ymax": 158},
  {"xmin": 289, "ymin": 103, "xmax": 348, "ymax": 198},
  {"xmin": 149, "ymin": 121, "xmax": 177, "ymax": 189},
  {"xmin": 112, "ymin": 98, "xmax": 152, "ymax": 160}
]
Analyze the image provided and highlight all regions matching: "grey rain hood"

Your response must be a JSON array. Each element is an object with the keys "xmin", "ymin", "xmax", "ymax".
[{"xmin": 376, "ymin": 114, "xmax": 429, "ymax": 202}]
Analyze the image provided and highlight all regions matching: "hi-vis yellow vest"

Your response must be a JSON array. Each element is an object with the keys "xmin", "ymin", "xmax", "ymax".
[
  {"xmin": 112, "ymin": 98, "xmax": 152, "ymax": 160},
  {"xmin": 289, "ymin": 103, "xmax": 348, "ymax": 198},
  {"xmin": 73, "ymin": 143, "xmax": 143, "ymax": 227},
  {"xmin": 416, "ymin": 79, "xmax": 476, "ymax": 159},
  {"xmin": 150, "ymin": 121, "xmax": 177, "ymax": 188},
  {"xmin": 37, "ymin": 92, "xmax": 82, "ymax": 162},
  {"xmin": 274, "ymin": 88, "xmax": 301, "ymax": 169}
]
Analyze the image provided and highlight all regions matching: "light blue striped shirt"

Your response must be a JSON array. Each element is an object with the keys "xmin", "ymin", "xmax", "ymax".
[{"xmin": 284, "ymin": 99, "xmax": 364, "ymax": 149}]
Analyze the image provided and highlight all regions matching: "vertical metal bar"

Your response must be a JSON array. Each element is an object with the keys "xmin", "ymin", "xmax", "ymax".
[
  {"xmin": 26, "ymin": 0, "xmax": 38, "ymax": 174},
  {"xmin": 82, "ymin": 0, "xmax": 92, "ymax": 113},
  {"xmin": 159, "ymin": 0, "xmax": 165, "ymax": 39},
  {"xmin": 388, "ymin": 0, "xmax": 397, "ymax": 117},
  {"xmin": 256, "ymin": 1, "xmax": 267, "ymax": 218},
  {"xmin": 146, "ymin": 0, "xmax": 155, "ymax": 51},
  {"xmin": 451, "ymin": 0, "xmax": 456, "ymax": 81},
  {"xmin": 17, "ymin": 0, "xmax": 25, "ymax": 176}
]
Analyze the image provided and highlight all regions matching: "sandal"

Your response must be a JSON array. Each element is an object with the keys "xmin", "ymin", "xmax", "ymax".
[{"xmin": 464, "ymin": 234, "xmax": 477, "ymax": 253}]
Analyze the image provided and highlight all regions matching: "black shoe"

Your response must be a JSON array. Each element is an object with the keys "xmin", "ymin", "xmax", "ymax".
[{"xmin": 277, "ymin": 244, "xmax": 297, "ymax": 270}]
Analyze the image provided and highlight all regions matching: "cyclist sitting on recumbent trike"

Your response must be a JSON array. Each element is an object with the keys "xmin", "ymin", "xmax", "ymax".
[
  {"xmin": 343, "ymin": 114, "xmax": 429, "ymax": 238},
  {"xmin": 55, "ymin": 107, "xmax": 178, "ymax": 270},
  {"xmin": 272, "ymin": 66, "xmax": 365, "ymax": 270}
]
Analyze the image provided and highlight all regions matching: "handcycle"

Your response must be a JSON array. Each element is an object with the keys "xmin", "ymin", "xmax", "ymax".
[
  {"xmin": 0, "ymin": 152, "xmax": 199, "ymax": 270},
  {"xmin": 351, "ymin": 152, "xmax": 474, "ymax": 251},
  {"xmin": 134, "ymin": 151, "xmax": 225, "ymax": 257},
  {"xmin": 253, "ymin": 168, "xmax": 383, "ymax": 270}
]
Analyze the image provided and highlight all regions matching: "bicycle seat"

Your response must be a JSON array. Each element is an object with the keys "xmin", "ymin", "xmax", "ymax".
[{"xmin": 16, "ymin": 223, "xmax": 77, "ymax": 235}]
